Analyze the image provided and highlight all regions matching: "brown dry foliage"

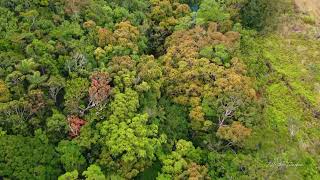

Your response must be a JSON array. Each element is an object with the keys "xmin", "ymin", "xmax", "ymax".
[
  {"xmin": 162, "ymin": 24, "xmax": 255, "ymax": 131},
  {"xmin": 217, "ymin": 121, "xmax": 252, "ymax": 145}
]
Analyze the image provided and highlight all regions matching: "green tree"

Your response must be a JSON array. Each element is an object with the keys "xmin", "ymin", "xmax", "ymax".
[
  {"xmin": 50, "ymin": 21, "xmax": 84, "ymax": 42},
  {"xmin": 99, "ymin": 88, "xmax": 165, "ymax": 179},
  {"xmin": 157, "ymin": 140, "xmax": 204, "ymax": 179},
  {"xmin": 15, "ymin": 58, "xmax": 38, "ymax": 75},
  {"xmin": 26, "ymin": 71, "xmax": 48, "ymax": 90},
  {"xmin": 56, "ymin": 140, "xmax": 86, "ymax": 172},
  {"xmin": 46, "ymin": 75, "xmax": 66, "ymax": 103},
  {"xmin": 0, "ymin": 100, "xmax": 30, "ymax": 134},
  {"xmin": 46, "ymin": 109, "xmax": 68, "ymax": 141},
  {"xmin": 158, "ymin": 98, "xmax": 189, "ymax": 145},
  {"xmin": 58, "ymin": 170, "xmax": 79, "ymax": 180},
  {"xmin": 64, "ymin": 78, "xmax": 89, "ymax": 114},
  {"xmin": 21, "ymin": 10, "xmax": 39, "ymax": 32},
  {"xmin": 0, "ymin": 135, "xmax": 61, "ymax": 179},
  {"xmin": 83, "ymin": 165, "xmax": 106, "ymax": 180},
  {"xmin": 196, "ymin": 0, "xmax": 230, "ymax": 25}
]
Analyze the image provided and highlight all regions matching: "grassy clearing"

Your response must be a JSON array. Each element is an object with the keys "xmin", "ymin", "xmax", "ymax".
[
  {"xmin": 263, "ymin": 36, "xmax": 320, "ymax": 108},
  {"xmin": 242, "ymin": 33, "xmax": 320, "ymax": 178}
]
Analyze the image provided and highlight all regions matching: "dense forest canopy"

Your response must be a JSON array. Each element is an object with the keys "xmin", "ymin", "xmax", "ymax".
[{"xmin": 0, "ymin": 0, "xmax": 319, "ymax": 179}]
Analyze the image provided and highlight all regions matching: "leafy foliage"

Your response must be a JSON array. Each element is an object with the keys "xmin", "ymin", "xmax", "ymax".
[
  {"xmin": 83, "ymin": 165, "xmax": 106, "ymax": 180},
  {"xmin": 0, "ymin": 135, "xmax": 61, "ymax": 179},
  {"xmin": 56, "ymin": 140, "xmax": 86, "ymax": 172},
  {"xmin": 196, "ymin": 0, "xmax": 230, "ymax": 25},
  {"xmin": 240, "ymin": 0, "xmax": 291, "ymax": 31},
  {"xmin": 0, "ymin": 0, "xmax": 318, "ymax": 179}
]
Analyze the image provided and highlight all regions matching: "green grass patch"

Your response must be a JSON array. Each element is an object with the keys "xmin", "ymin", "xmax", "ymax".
[
  {"xmin": 261, "ymin": 36, "xmax": 320, "ymax": 107},
  {"xmin": 265, "ymin": 83, "xmax": 303, "ymax": 125}
]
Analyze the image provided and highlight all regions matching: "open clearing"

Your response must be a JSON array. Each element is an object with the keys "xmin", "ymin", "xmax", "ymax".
[{"xmin": 295, "ymin": 0, "xmax": 320, "ymax": 23}]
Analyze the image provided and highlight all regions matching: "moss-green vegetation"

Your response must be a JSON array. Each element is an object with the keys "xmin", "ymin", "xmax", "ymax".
[
  {"xmin": 263, "ymin": 36, "xmax": 320, "ymax": 107},
  {"xmin": 243, "ymin": 33, "xmax": 320, "ymax": 179}
]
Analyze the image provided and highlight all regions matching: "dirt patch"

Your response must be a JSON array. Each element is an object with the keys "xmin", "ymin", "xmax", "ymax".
[{"xmin": 295, "ymin": 0, "xmax": 320, "ymax": 24}]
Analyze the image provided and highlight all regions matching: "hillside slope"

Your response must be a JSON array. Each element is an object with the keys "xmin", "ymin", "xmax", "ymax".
[{"xmin": 295, "ymin": 0, "xmax": 320, "ymax": 24}]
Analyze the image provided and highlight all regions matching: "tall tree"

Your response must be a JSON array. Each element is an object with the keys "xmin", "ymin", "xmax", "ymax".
[
  {"xmin": 157, "ymin": 140, "xmax": 205, "ymax": 179},
  {"xmin": 99, "ymin": 88, "xmax": 165, "ymax": 179},
  {"xmin": 83, "ymin": 165, "xmax": 106, "ymax": 180},
  {"xmin": 0, "ymin": 135, "xmax": 61, "ymax": 179},
  {"xmin": 56, "ymin": 140, "xmax": 86, "ymax": 172}
]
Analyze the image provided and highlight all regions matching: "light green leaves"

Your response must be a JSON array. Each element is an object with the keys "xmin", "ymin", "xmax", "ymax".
[
  {"xmin": 196, "ymin": 0, "xmax": 230, "ymax": 25},
  {"xmin": 83, "ymin": 165, "xmax": 106, "ymax": 180},
  {"xmin": 58, "ymin": 170, "xmax": 78, "ymax": 180}
]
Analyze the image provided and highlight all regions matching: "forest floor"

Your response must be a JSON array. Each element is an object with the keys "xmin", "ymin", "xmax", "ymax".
[{"xmin": 295, "ymin": 0, "xmax": 320, "ymax": 24}]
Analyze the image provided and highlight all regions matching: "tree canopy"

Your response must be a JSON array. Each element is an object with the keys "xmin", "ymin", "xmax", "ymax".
[{"xmin": 0, "ymin": 0, "xmax": 319, "ymax": 179}]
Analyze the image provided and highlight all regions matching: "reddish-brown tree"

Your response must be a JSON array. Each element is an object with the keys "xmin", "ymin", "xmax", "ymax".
[
  {"xmin": 88, "ymin": 72, "xmax": 111, "ymax": 106},
  {"xmin": 68, "ymin": 116, "xmax": 86, "ymax": 138},
  {"xmin": 79, "ymin": 72, "xmax": 111, "ymax": 116}
]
